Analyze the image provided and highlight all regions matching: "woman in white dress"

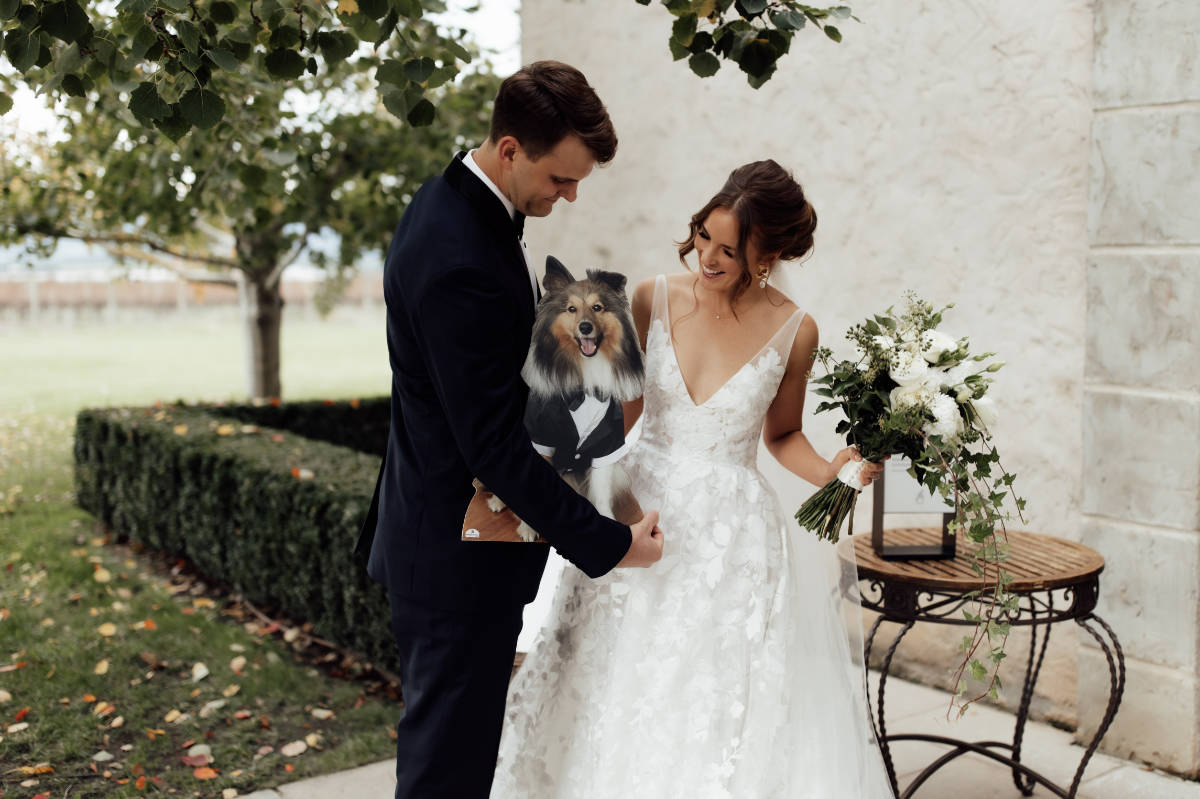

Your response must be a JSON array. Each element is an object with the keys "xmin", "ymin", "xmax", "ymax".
[{"xmin": 492, "ymin": 160, "xmax": 894, "ymax": 797}]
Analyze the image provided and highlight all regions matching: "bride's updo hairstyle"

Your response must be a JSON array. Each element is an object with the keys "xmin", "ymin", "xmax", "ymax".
[{"xmin": 678, "ymin": 159, "xmax": 817, "ymax": 308}]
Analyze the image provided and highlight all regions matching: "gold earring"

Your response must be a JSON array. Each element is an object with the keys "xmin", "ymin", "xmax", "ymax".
[{"xmin": 758, "ymin": 266, "xmax": 769, "ymax": 289}]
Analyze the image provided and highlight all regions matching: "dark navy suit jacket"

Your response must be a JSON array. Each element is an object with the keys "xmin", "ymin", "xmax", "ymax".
[{"xmin": 357, "ymin": 152, "xmax": 632, "ymax": 612}]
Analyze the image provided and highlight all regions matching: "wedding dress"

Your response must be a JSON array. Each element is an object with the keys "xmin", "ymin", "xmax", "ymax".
[{"xmin": 492, "ymin": 275, "xmax": 893, "ymax": 797}]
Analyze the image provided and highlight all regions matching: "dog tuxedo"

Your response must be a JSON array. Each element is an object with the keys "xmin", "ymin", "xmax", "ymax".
[{"xmin": 525, "ymin": 390, "xmax": 629, "ymax": 474}]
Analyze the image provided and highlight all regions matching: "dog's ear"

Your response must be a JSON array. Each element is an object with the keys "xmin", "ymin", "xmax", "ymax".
[
  {"xmin": 587, "ymin": 269, "xmax": 627, "ymax": 297},
  {"xmin": 543, "ymin": 256, "xmax": 575, "ymax": 294}
]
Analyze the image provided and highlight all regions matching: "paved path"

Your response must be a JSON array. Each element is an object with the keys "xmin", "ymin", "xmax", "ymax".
[{"xmin": 257, "ymin": 675, "xmax": 1198, "ymax": 798}]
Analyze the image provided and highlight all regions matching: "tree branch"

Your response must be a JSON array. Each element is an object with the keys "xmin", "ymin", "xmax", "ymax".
[
  {"xmin": 42, "ymin": 228, "xmax": 239, "ymax": 270},
  {"xmin": 104, "ymin": 246, "xmax": 238, "ymax": 286}
]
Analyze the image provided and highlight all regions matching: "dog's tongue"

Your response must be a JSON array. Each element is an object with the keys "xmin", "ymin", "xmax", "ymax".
[{"xmin": 580, "ymin": 337, "xmax": 597, "ymax": 356}]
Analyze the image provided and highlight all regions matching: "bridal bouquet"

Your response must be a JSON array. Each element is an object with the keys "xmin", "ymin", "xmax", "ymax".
[{"xmin": 795, "ymin": 293, "xmax": 1027, "ymax": 709}]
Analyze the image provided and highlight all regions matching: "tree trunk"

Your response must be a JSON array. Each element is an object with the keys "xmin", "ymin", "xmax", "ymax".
[{"xmin": 238, "ymin": 275, "xmax": 284, "ymax": 399}]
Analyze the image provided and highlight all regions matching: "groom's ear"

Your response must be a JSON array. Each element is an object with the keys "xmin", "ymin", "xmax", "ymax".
[{"xmin": 543, "ymin": 256, "xmax": 575, "ymax": 294}]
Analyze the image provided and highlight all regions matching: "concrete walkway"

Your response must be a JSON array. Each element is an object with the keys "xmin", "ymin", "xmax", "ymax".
[{"xmin": 256, "ymin": 676, "xmax": 1199, "ymax": 799}]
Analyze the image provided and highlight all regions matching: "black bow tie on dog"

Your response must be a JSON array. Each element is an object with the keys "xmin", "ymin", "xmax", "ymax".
[{"xmin": 563, "ymin": 391, "xmax": 589, "ymax": 411}]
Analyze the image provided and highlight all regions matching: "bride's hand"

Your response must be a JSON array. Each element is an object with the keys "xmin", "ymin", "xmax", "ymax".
[{"xmin": 829, "ymin": 447, "xmax": 887, "ymax": 487}]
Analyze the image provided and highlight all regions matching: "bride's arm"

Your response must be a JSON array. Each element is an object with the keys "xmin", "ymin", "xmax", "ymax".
[
  {"xmin": 764, "ymin": 317, "xmax": 882, "ymax": 487},
  {"xmin": 620, "ymin": 277, "xmax": 654, "ymax": 435}
]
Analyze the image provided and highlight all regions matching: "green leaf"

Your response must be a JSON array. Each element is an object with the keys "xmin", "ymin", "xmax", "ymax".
[
  {"xmin": 833, "ymin": 6, "xmax": 853, "ymax": 19},
  {"xmin": 0, "ymin": 0, "xmax": 18, "ymax": 21},
  {"xmin": 374, "ymin": 9, "xmax": 398, "ymax": 48},
  {"xmin": 175, "ymin": 18, "xmax": 200, "ymax": 52},
  {"xmin": 668, "ymin": 38, "xmax": 690, "ymax": 61},
  {"xmin": 376, "ymin": 59, "xmax": 405, "ymax": 85},
  {"xmin": 688, "ymin": 51, "xmax": 720, "ymax": 78},
  {"xmin": 406, "ymin": 97, "xmax": 435, "ymax": 126},
  {"xmin": 381, "ymin": 87, "xmax": 408, "ymax": 119},
  {"xmin": 39, "ymin": 0, "xmax": 90, "ymax": 44},
  {"xmin": 671, "ymin": 13, "xmax": 697, "ymax": 47},
  {"xmin": 358, "ymin": 0, "xmax": 388, "ymax": 18},
  {"xmin": 264, "ymin": 47, "xmax": 306, "ymax": 78},
  {"xmin": 393, "ymin": 0, "xmax": 423, "ymax": 19},
  {"xmin": 206, "ymin": 48, "xmax": 238, "ymax": 71},
  {"xmin": 443, "ymin": 38, "xmax": 472, "ymax": 62},
  {"xmin": 61, "ymin": 74, "xmax": 85, "ymax": 96},
  {"xmin": 179, "ymin": 87, "xmax": 224, "ymax": 129},
  {"xmin": 403, "ymin": 56, "xmax": 435, "ymax": 83},
  {"xmin": 153, "ymin": 105, "xmax": 191, "ymax": 140},
  {"xmin": 824, "ymin": 25, "xmax": 843, "ymax": 43},
  {"xmin": 0, "ymin": 91, "xmax": 12, "ymax": 115},
  {"xmin": 3, "ymin": 29, "xmax": 37, "ymax": 71},
  {"xmin": 129, "ymin": 80, "xmax": 170, "ymax": 121},
  {"xmin": 315, "ymin": 30, "xmax": 358, "ymax": 63},
  {"xmin": 738, "ymin": 0, "xmax": 767, "ymax": 14},
  {"xmin": 209, "ymin": 1, "xmax": 237, "ymax": 24},
  {"xmin": 269, "ymin": 24, "xmax": 300, "ymax": 49}
]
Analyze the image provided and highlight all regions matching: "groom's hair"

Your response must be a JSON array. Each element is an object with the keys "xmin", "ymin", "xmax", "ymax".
[{"xmin": 489, "ymin": 60, "xmax": 617, "ymax": 164}]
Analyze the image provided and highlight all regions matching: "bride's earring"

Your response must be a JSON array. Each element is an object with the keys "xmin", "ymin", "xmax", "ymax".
[{"xmin": 758, "ymin": 265, "xmax": 770, "ymax": 289}]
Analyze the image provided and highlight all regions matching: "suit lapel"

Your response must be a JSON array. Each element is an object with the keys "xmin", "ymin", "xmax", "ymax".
[{"xmin": 443, "ymin": 152, "xmax": 536, "ymax": 319}]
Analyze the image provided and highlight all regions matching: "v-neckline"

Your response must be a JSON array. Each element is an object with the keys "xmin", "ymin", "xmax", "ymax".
[{"xmin": 663, "ymin": 285, "xmax": 802, "ymax": 408}]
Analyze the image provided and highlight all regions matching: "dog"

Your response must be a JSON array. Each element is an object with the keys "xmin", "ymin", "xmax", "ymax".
[{"xmin": 479, "ymin": 255, "xmax": 645, "ymax": 542}]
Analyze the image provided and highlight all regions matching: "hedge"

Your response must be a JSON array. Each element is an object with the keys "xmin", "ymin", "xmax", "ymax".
[{"xmin": 73, "ymin": 399, "xmax": 398, "ymax": 671}]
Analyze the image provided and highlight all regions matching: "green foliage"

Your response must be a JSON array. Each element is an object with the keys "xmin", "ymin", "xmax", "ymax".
[
  {"xmin": 650, "ymin": 0, "xmax": 859, "ymax": 86},
  {"xmin": 74, "ymin": 399, "xmax": 398, "ymax": 671}
]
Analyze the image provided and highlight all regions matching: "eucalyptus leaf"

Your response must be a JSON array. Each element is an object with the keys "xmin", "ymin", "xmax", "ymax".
[{"xmin": 824, "ymin": 25, "xmax": 842, "ymax": 43}]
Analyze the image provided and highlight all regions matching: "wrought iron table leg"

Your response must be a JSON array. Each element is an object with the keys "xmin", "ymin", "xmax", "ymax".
[
  {"xmin": 875, "ymin": 619, "xmax": 915, "ymax": 798},
  {"xmin": 1011, "ymin": 618, "xmax": 1052, "ymax": 795},
  {"xmin": 1070, "ymin": 614, "xmax": 1125, "ymax": 796}
]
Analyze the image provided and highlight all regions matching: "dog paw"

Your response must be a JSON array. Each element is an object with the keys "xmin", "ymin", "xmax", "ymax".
[
  {"xmin": 516, "ymin": 521, "xmax": 539, "ymax": 542},
  {"xmin": 486, "ymin": 494, "xmax": 506, "ymax": 513}
]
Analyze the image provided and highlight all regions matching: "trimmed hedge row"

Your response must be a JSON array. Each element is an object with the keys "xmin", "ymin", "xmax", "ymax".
[{"xmin": 74, "ymin": 400, "xmax": 398, "ymax": 670}]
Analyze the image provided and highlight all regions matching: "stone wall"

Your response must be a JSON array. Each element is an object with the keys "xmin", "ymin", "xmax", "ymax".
[
  {"xmin": 1078, "ymin": 0, "xmax": 1200, "ymax": 775},
  {"xmin": 522, "ymin": 0, "xmax": 1094, "ymax": 730}
]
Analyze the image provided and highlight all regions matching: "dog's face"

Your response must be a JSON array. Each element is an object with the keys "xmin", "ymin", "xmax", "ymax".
[{"xmin": 522, "ymin": 256, "xmax": 644, "ymax": 401}]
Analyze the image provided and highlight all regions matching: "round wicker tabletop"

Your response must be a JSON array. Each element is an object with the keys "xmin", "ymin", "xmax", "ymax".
[{"xmin": 837, "ymin": 528, "xmax": 1105, "ymax": 593}]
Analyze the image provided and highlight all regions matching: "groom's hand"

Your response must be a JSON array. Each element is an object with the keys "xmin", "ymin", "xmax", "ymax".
[{"xmin": 616, "ymin": 510, "xmax": 664, "ymax": 568}]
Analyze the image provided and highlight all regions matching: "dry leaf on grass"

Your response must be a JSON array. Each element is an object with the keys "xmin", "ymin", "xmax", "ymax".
[{"xmin": 279, "ymin": 740, "xmax": 307, "ymax": 757}]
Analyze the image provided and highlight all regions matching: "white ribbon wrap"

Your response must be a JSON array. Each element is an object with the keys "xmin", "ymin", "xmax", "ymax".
[{"xmin": 837, "ymin": 459, "xmax": 868, "ymax": 492}]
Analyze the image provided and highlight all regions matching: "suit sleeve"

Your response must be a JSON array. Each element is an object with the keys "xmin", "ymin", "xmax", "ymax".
[{"xmin": 411, "ymin": 265, "xmax": 632, "ymax": 577}]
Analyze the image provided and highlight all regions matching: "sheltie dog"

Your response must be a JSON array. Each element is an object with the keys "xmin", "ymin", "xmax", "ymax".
[{"xmin": 480, "ymin": 255, "xmax": 645, "ymax": 541}]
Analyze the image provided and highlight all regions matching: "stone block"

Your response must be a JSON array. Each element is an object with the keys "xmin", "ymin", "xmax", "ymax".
[
  {"xmin": 1080, "ymin": 517, "xmax": 1200, "ymax": 671},
  {"xmin": 1094, "ymin": 0, "xmax": 1200, "ymax": 108},
  {"xmin": 1090, "ymin": 110, "xmax": 1200, "ymax": 245},
  {"xmin": 1086, "ymin": 254, "xmax": 1200, "ymax": 393},
  {"xmin": 1081, "ymin": 390, "xmax": 1200, "ymax": 531},
  {"xmin": 1077, "ymin": 649, "xmax": 1200, "ymax": 777}
]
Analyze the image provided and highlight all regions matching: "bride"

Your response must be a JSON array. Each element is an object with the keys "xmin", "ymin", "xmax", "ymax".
[{"xmin": 491, "ymin": 160, "xmax": 894, "ymax": 797}]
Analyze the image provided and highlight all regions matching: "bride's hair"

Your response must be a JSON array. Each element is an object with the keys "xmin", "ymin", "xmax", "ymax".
[{"xmin": 677, "ymin": 159, "xmax": 817, "ymax": 309}]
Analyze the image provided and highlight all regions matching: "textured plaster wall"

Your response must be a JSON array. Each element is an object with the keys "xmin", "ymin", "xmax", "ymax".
[
  {"xmin": 1080, "ymin": 0, "xmax": 1200, "ymax": 776},
  {"xmin": 520, "ymin": 0, "xmax": 1093, "ymax": 726}
]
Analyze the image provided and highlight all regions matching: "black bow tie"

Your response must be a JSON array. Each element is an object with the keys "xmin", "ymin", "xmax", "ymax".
[
  {"xmin": 513, "ymin": 211, "xmax": 525, "ymax": 239},
  {"xmin": 564, "ymin": 391, "xmax": 587, "ymax": 411}
]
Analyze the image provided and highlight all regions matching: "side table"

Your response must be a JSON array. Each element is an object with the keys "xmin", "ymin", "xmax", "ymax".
[{"xmin": 837, "ymin": 528, "xmax": 1125, "ymax": 798}]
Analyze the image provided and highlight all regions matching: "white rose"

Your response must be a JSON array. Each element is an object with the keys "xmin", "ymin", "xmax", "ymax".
[
  {"xmin": 923, "ymin": 393, "xmax": 964, "ymax": 442},
  {"xmin": 920, "ymin": 329, "xmax": 958, "ymax": 363},
  {"xmin": 888, "ymin": 347, "xmax": 929, "ymax": 386},
  {"xmin": 890, "ymin": 379, "xmax": 936, "ymax": 410},
  {"xmin": 971, "ymin": 396, "xmax": 998, "ymax": 428}
]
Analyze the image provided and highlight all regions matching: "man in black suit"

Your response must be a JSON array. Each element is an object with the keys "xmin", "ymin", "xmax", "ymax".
[{"xmin": 357, "ymin": 61, "xmax": 665, "ymax": 798}]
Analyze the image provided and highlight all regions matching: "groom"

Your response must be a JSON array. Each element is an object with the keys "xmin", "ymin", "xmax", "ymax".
[{"xmin": 357, "ymin": 61, "xmax": 665, "ymax": 798}]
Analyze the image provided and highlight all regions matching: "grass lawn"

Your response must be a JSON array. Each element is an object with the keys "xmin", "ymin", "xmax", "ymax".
[{"xmin": 0, "ymin": 307, "xmax": 400, "ymax": 798}]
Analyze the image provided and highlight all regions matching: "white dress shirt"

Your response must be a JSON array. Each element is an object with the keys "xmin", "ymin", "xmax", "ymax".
[{"xmin": 463, "ymin": 150, "xmax": 539, "ymax": 303}]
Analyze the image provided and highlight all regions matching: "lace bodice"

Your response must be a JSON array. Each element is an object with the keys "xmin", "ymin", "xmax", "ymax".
[{"xmin": 638, "ymin": 274, "xmax": 805, "ymax": 469}]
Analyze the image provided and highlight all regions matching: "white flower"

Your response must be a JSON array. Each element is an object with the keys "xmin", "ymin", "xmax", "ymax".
[
  {"xmin": 924, "ymin": 393, "xmax": 964, "ymax": 441},
  {"xmin": 971, "ymin": 395, "xmax": 998, "ymax": 428},
  {"xmin": 889, "ymin": 381, "xmax": 935, "ymax": 410},
  {"xmin": 888, "ymin": 347, "xmax": 929, "ymax": 386},
  {"xmin": 872, "ymin": 334, "xmax": 896, "ymax": 352},
  {"xmin": 937, "ymin": 361, "xmax": 978, "ymax": 391},
  {"xmin": 920, "ymin": 329, "xmax": 958, "ymax": 363}
]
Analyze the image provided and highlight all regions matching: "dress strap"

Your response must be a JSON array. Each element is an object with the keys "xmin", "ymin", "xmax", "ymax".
[
  {"xmin": 770, "ymin": 308, "xmax": 808, "ymax": 365},
  {"xmin": 651, "ymin": 274, "xmax": 669, "ymax": 330}
]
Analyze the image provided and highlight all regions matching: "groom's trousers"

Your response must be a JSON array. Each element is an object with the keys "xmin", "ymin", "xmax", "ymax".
[{"xmin": 388, "ymin": 593, "xmax": 525, "ymax": 798}]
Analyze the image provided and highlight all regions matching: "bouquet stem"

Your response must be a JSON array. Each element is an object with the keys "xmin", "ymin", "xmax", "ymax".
[{"xmin": 794, "ymin": 476, "xmax": 862, "ymax": 543}]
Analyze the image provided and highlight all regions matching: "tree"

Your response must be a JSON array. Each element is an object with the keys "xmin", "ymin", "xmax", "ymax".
[
  {"xmin": 0, "ymin": 0, "xmax": 853, "ymax": 397},
  {"xmin": 1, "ymin": 1, "xmax": 497, "ymax": 398}
]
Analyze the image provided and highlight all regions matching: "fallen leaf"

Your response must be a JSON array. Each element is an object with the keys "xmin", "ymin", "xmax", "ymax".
[
  {"xmin": 222, "ymin": 684, "xmax": 240, "ymax": 698},
  {"xmin": 173, "ymin": 424, "xmax": 188, "ymax": 436},
  {"xmin": 16, "ymin": 763, "xmax": 53, "ymax": 775},
  {"xmin": 82, "ymin": 693, "xmax": 96, "ymax": 703},
  {"xmin": 110, "ymin": 716, "xmax": 125, "ymax": 728},
  {"xmin": 304, "ymin": 732, "xmax": 323, "ymax": 749},
  {"xmin": 280, "ymin": 740, "xmax": 307, "ymax": 757},
  {"xmin": 230, "ymin": 655, "xmax": 247, "ymax": 674},
  {"xmin": 97, "ymin": 622, "xmax": 117, "ymax": 637},
  {"xmin": 14, "ymin": 707, "xmax": 30, "ymax": 722},
  {"xmin": 92, "ymin": 751, "xmax": 114, "ymax": 762},
  {"xmin": 143, "ymin": 619, "xmax": 157, "ymax": 631},
  {"xmin": 7, "ymin": 722, "xmax": 29, "ymax": 733},
  {"xmin": 255, "ymin": 745, "xmax": 274, "ymax": 758},
  {"xmin": 271, "ymin": 433, "xmax": 285, "ymax": 443},
  {"xmin": 283, "ymin": 627, "xmax": 300, "ymax": 643},
  {"xmin": 163, "ymin": 709, "xmax": 182, "ymax": 724},
  {"xmin": 181, "ymin": 754, "xmax": 211, "ymax": 767},
  {"xmin": 136, "ymin": 775, "xmax": 147, "ymax": 790},
  {"xmin": 131, "ymin": 764, "xmax": 145, "ymax": 776},
  {"xmin": 191, "ymin": 662, "xmax": 210, "ymax": 682},
  {"xmin": 311, "ymin": 708, "xmax": 334, "ymax": 720},
  {"xmin": 67, "ymin": 592, "xmax": 83, "ymax": 602},
  {"xmin": 199, "ymin": 699, "xmax": 226, "ymax": 718},
  {"xmin": 94, "ymin": 659, "xmax": 110, "ymax": 675},
  {"xmin": 193, "ymin": 598, "xmax": 216, "ymax": 609},
  {"xmin": 0, "ymin": 689, "xmax": 10, "ymax": 703},
  {"xmin": 93, "ymin": 701, "xmax": 115, "ymax": 716},
  {"xmin": 93, "ymin": 567, "xmax": 112, "ymax": 583},
  {"xmin": 234, "ymin": 709, "xmax": 252, "ymax": 719},
  {"xmin": 188, "ymin": 743, "xmax": 212, "ymax": 758},
  {"xmin": 216, "ymin": 424, "xmax": 236, "ymax": 436},
  {"xmin": 284, "ymin": 763, "xmax": 294, "ymax": 772},
  {"xmin": 223, "ymin": 788, "xmax": 239, "ymax": 799},
  {"xmin": 193, "ymin": 766, "xmax": 219, "ymax": 780}
]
